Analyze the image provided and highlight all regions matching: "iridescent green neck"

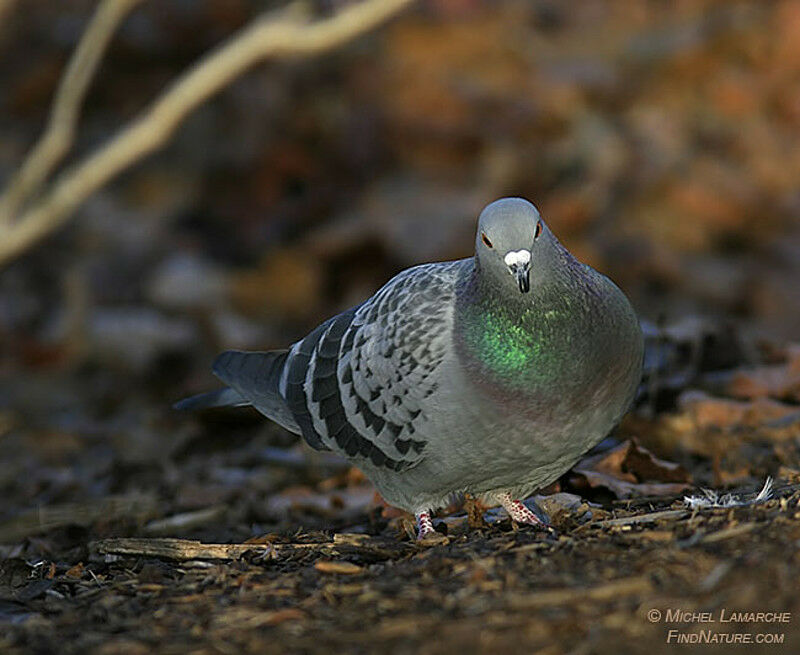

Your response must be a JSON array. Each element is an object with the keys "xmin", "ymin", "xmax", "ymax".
[
  {"xmin": 465, "ymin": 305, "xmax": 541, "ymax": 377},
  {"xmin": 454, "ymin": 265, "xmax": 586, "ymax": 393}
]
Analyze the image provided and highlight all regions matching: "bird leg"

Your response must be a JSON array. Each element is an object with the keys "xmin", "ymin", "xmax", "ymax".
[
  {"xmin": 497, "ymin": 493, "xmax": 553, "ymax": 532},
  {"xmin": 415, "ymin": 510, "xmax": 436, "ymax": 540}
]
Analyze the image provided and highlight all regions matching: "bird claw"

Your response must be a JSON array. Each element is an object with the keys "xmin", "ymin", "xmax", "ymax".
[
  {"xmin": 416, "ymin": 511, "xmax": 447, "ymax": 545},
  {"xmin": 498, "ymin": 493, "xmax": 555, "ymax": 535}
]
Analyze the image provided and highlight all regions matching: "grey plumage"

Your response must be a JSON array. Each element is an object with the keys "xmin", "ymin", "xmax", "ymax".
[{"xmin": 177, "ymin": 198, "xmax": 644, "ymax": 535}]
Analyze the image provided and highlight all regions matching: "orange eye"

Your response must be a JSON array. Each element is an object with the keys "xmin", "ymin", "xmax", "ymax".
[
  {"xmin": 534, "ymin": 222, "xmax": 542, "ymax": 240},
  {"xmin": 481, "ymin": 233, "xmax": 493, "ymax": 248}
]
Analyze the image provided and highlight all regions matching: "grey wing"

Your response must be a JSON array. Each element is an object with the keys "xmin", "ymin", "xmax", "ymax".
[{"xmin": 291, "ymin": 261, "xmax": 462, "ymax": 471}]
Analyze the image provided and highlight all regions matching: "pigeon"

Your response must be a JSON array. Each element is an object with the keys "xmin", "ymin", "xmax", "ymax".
[{"xmin": 176, "ymin": 198, "xmax": 644, "ymax": 539}]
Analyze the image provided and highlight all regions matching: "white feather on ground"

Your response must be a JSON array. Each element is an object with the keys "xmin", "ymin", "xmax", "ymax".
[{"xmin": 683, "ymin": 477, "xmax": 773, "ymax": 510}]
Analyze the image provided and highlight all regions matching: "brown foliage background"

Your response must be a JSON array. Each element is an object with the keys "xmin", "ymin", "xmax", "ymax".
[{"xmin": 1, "ymin": 3, "xmax": 800, "ymax": 653}]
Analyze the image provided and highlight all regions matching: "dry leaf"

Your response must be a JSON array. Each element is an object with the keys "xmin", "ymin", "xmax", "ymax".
[
  {"xmin": 571, "ymin": 439, "xmax": 691, "ymax": 499},
  {"xmin": 725, "ymin": 347, "xmax": 800, "ymax": 402},
  {"xmin": 65, "ymin": 562, "xmax": 85, "ymax": 579},
  {"xmin": 679, "ymin": 390, "xmax": 798, "ymax": 430}
]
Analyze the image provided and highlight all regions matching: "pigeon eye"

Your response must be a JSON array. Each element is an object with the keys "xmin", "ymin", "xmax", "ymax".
[
  {"xmin": 534, "ymin": 221, "xmax": 542, "ymax": 240},
  {"xmin": 481, "ymin": 233, "xmax": 493, "ymax": 249}
]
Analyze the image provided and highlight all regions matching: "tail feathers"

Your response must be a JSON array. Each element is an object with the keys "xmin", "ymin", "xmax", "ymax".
[
  {"xmin": 173, "ymin": 387, "xmax": 248, "ymax": 411},
  {"xmin": 211, "ymin": 349, "xmax": 299, "ymax": 434},
  {"xmin": 213, "ymin": 349, "xmax": 289, "ymax": 394}
]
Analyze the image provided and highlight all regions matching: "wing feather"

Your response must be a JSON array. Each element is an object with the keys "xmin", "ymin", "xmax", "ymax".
[{"xmin": 285, "ymin": 260, "xmax": 465, "ymax": 471}]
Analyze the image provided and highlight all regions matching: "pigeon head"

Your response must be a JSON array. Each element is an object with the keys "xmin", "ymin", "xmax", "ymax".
[{"xmin": 475, "ymin": 197, "xmax": 551, "ymax": 294}]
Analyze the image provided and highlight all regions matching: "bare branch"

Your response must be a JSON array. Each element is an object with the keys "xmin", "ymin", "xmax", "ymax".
[
  {"xmin": 0, "ymin": 0, "xmax": 415, "ymax": 269},
  {"xmin": 0, "ymin": 0, "xmax": 144, "ymax": 225}
]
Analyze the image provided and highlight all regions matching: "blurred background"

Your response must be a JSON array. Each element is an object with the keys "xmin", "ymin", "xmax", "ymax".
[
  {"xmin": 2, "ymin": 2, "xmax": 800, "ymax": 652},
  {"xmin": 1, "ymin": 0, "xmax": 800, "ymax": 542}
]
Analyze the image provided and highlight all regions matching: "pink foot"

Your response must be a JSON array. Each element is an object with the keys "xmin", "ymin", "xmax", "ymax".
[
  {"xmin": 498, "ymin": 493, "xmax": 554, "ymax": 533},
  {"xmin": 415, "ymin": 510, "xmax": 436, "ymax": 540}
]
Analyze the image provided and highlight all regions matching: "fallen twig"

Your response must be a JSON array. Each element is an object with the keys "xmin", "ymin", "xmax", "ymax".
[
  {"xmin": 93, "ymin": 534, "xmax": 411, "ymax": 561},
  {"xmin": 94, "ymin": 537, "xmax": 321, "ymax": 560},
  {"xmin": 583, "ymin": 509, "xmax": 688, "ymax": 529}
]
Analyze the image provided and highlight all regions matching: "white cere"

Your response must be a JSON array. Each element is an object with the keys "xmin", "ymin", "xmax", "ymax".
[{"xmin": 503, "ymin": 249, "xmax": 532, "ymax": 268}]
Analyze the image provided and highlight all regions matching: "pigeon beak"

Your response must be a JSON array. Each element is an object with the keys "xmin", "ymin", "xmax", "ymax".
[
  {"xmin": 504, "ymin": 249, "xmax": 532, "ymax": 294},
  {"xmin": 514, "ymin": 266, "xmax": 530, "ymax": 293}
]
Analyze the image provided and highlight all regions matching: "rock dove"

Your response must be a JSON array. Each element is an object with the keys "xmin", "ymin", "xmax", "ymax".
[{"xmin": 176, "ymin": 198, "xmax": 644, "ymax": 539}]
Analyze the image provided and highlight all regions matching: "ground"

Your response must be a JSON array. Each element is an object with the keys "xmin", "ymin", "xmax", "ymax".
[{"xmin": 2, "ymin": 339, "xmax": 800, "ymax": 654}]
